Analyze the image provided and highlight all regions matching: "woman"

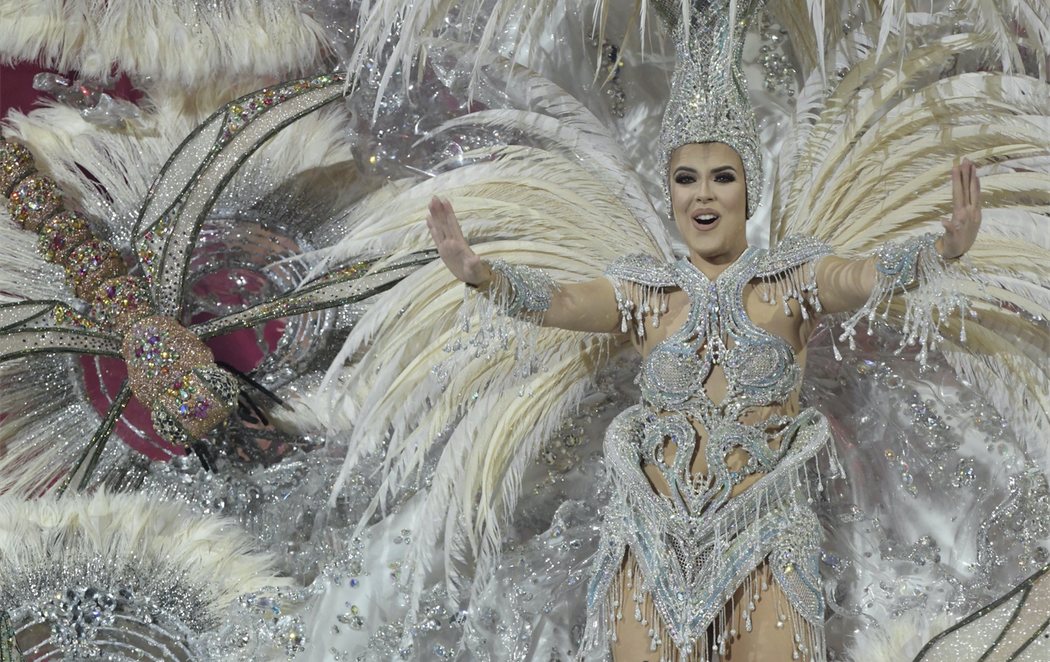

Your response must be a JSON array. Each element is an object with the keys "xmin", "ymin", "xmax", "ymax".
[{"xmin": 425, "ymin": 141, "xmax": 982, "ymax": 660}]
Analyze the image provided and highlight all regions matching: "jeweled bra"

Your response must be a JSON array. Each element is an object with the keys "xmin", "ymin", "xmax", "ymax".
[{"xmin": 585, "ymin": 236, "xmax": 832, "ymax": 657}]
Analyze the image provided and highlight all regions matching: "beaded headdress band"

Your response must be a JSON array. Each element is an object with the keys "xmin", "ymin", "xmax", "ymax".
[{"xmin": 656, "ymin": 0, "xmax": 765, "ymax": 217}]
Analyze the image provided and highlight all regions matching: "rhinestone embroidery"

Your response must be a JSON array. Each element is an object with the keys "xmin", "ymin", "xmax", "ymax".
[{"xmin": 587, "ymin": 238, "xmax": 834, "ymax": 657}]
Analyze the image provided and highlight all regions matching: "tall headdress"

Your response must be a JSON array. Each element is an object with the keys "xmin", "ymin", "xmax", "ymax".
[{"xmin": 657, "ymin": 0, "xmax": 765, "ymax": 217}]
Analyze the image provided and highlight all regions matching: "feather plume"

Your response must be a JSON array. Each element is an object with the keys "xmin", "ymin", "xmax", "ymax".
[
  {"xmin": 0, "ymin": 0, "xmax": 328, "ymax": 92},
  {"xmin": 302, "ymin": 107, "xmax": 659, "ymax": 609},
  {"xmin": 0, "ymin": 490, "xmax": 291, "ymax": 658}
]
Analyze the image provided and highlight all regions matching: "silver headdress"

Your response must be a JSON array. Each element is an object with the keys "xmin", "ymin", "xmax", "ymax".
[{"xmin": 657, "ymin": 0, "xmax": 765, "ymax": 217}]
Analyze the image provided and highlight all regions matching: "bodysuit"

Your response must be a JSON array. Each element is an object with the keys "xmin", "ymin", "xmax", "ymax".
[{"xmin": 583, "ymin": 236, "xmax": 835, "ymax": 661}]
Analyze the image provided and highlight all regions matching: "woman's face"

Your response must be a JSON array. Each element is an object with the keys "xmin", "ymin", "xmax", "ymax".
[{"xmin": 669, "ymin": 142, "xmax": 749, "ymax": 266}]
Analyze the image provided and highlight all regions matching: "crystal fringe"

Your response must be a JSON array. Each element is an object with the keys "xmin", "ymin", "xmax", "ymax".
[
  {"xmin": 583, "ymin": 440, "xmax": 841, "ymax": 661},
  {"xmin": 599, "ymin": 555, "xmax": 827, "ymax": 661},
  {"xmin": 606, "ymin": 279, "xmax": 670, "ymax": 338},
  {"xmin": 838, "ymin": 237, "xmax": 969, "ymax": 367}
]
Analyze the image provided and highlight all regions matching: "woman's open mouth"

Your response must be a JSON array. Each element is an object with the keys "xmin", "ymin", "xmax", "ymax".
[{"xmin": 691, "ymin": 210, "xmax": 720, "ymax": 230}]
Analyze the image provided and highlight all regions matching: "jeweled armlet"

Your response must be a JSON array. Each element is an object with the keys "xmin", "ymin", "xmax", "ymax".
[
  {"xmin": 483, "ymin": 259, "xmax": 556, "ymax": 320},
  {"xmin": 839, "ymin": 233, "xmax": 968, "ymax": 366}
]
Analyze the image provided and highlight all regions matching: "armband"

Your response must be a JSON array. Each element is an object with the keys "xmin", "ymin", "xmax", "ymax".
[
  {"xmin": 839, "ymin": 233, "xmax": 968, "ymax": 367},
  {"xmin": 483, "ymin": 259, "xmax": 556, "ymax": 320},
  {"xmin": 874, "ymin": 233, "xmax": 939, "ymax": 291}
]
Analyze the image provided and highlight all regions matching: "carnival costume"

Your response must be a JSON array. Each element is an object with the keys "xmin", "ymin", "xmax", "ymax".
[{"xmin": 0, "ymin": 0, "xmax": 1049, "ymax": 660}]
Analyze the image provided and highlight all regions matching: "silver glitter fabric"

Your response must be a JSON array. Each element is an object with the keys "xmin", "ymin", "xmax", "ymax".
[
  {"xmin": 585, "ymin": 237, "xmax": 834, "ymax": 658},
  {"xmin": 913, "ymin": 562, "xmax": 1050, "ymax": 661},
  {"xmin": 839, "ymin": 233, "xmax": 967, "ymax": 367},
  {"xmin": 486, "ymin": 259, "xmax": 557, "ymax": 319},
  {"xmin": 658, "ymin": 0, "xmax": 766, "ymax": 216}
]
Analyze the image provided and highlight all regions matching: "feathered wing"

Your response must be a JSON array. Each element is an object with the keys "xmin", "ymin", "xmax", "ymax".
[
  {"xmin": 302, "ymin": 49, "xmax": 669, "ymax": 609},
  {"xmin": 0, "ymin": 0, "xmax": 329, "ymax": 95},
  {"xmin": 774, "ymin": 17, "xmax": 1050, "ymax": 452},
  {"xmin": 772, "ymin": 12, "xmax": 1050, "ymax": 658}
]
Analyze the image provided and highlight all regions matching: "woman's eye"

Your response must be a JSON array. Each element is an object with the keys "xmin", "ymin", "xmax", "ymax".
[
  {"xmin": 715, "ymin": 173, "xmax": 736, "ymax": 183},
  {"xmin": 675, "ymin": 175, "xmax": 695, "ymax": 184}
]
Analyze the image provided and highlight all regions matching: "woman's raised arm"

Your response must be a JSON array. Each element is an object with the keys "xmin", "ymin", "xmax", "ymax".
[
  {"xmin": 426, "ymin": 196, "xmax": 623, "ymax": 334},
  {"xmin": 815, "ymin": 159, "xmax": 982, "ymax": 315}
]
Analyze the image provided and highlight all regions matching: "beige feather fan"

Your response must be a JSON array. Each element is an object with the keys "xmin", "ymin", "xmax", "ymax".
[
  {"xmin": 773, "ymin": 15, "xmax": 1050, "ymax": 463},
  {"xmin": 309, "ymin": 55, "xmax": 666, "ymax": 606},
  {"xmin": 0, "ymin": 491, "xmax": 292, "ymax": 659},
  {"xmin": 0, "ymin": 0, "xmax": 329, "ymax": 94}
]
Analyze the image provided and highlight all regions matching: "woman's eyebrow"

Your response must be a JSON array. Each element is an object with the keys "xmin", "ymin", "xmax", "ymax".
[{"xmin": 673, "ymin": 165, "xmax": 738, "ymax": 174}]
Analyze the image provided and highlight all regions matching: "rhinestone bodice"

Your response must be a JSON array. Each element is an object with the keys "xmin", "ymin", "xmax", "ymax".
[
  {"xmin": 639, "ymin": 248, "xmax": 800, "ymax": 418},
  {"xmin": 604, "ymin": 238, "xmax": 830, "ymax": 507},
  {"xmin": 589, "ymin": 236, "xmax": 833, "ymax": 651},
  {"xmin": 631, "ymin": 248, "xmax": 807, "ymax": 518}
]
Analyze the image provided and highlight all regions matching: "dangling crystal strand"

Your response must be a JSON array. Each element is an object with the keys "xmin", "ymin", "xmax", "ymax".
[
  {"xmin": 827, "ymin": 441, "xmax": 844, "ymax": 479},
  {"xmin": 649, "ymin": 598, "xmax": 659, "ymax": 655},
  {"xmin": 608, "ymin": 276, "xmax": 634, "ymax": 334},
  {"xmin": 838, "ymin": 234, "xmax": 967, "ymax": 368},
  {"xmin": 804, "ymin": 262, "xmax": 823, "ymax": 315},
  {"xmin": 787, "ymin": 598, "xmax": 808, "ymax": 661},
  {"xmin": 775, "ymin": 585, "xmax": 789, "ymax": 629}
]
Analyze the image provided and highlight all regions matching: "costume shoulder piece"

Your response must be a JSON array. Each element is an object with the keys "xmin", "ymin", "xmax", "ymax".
[
  {"xmin": 604, "ymin": 253, "xmax": 676, "ymax": 337},
  {"xmin": 755, "ymin": 234, "xmax": 832, "ymax": 279},
  {"xmin": 604, "ymin": 252, "xmax": 677, "ymax": 288},
  {"xmin": 752, "ymin": 234, "xmax": 831, "ymax": 320}
]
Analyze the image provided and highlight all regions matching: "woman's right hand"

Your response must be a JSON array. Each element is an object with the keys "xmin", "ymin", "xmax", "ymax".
[{"xmin": 426, "ymin": 196, "xmax": 491, "ymax": 286}]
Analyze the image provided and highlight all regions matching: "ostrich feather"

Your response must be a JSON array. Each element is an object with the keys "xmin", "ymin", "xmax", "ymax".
[
  {"xmin": 0, "ymin": 490, "xmax": 292, "ymax": 659},
  {"xmin": 301, "ymin": 124, "xmax": 657, "ymax": 609},
  {"xmin": 0, "ymin": 0, "xmax": 328, "ymax": 92},
  {"xmin": 0, "ymin": 490, "xmax": 287, "ymax": 605},
  {"xmin": 4, "ymin": 98, "xmax": 355, "ymax": 246}
]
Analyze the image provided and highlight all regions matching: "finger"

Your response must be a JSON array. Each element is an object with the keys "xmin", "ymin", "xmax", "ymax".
[
  {"xmin": 443, "ymin": 198, "xmax": 467, "ymax": 243},
  {"xmin": 964, "ymin": 159, "xmax": 975, "ymax": 208},
  {"xmin": 428, "ymin": 207, "xmax": 449, "ymax": 243},
  {"xmin": 427, "ymin": 197, "xmax": 444, "ymax": 226},
  {"xmin": 969, "ymin": 163, "xmax": 980, "ymax": 213},
  {"xmin": 951, "ymin": 163, "xmax": 963, "ymax": 214}
]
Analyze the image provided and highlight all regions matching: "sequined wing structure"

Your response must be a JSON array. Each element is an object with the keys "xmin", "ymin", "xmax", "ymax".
[
  {"xmin": 0, "ymin": 62, "xmax": 434, "ymax": 495},
  {"xmin": 769, "ymin": 9, "xmax": 1050, "ymax": 659},
  {"xmin": 304, "ymin": 46, "xmax": 670, "ymax": 612},
  {"xmin": 913, "ymin": 563, "xmax": 1050, "ymax": 661},
  {"xmin": 0, "ymin": 301, "xmax": 124, "ymax": 494},
  {"xmin": 0, "ymin": 491, "xmax": 300, "ymax": 660}
]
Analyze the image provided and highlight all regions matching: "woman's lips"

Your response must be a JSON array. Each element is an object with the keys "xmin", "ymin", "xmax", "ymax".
[{"xmin": 691, "ymin": 210, "xmax": 720, "ymax": 231}]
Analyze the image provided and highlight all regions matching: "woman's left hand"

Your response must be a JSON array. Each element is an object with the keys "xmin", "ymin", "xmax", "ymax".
[{"xmin": 938, "ymin": 158, "xmax": 981, "ymax": 259}]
